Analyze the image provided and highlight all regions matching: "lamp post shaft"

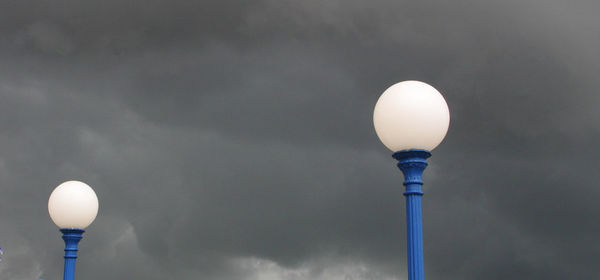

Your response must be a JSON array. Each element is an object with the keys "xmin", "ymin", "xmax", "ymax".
[
  {"xmin": 61, "ymin": 229, "xmax": 85, "ymax": 280},
  {"xmin": 393, "ymin": 149, "xmax": 431, "ymax": 280}
]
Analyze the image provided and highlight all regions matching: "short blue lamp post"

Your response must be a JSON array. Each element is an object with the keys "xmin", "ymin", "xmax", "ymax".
[
  {"xmin": 373, "ymin": 81, "xmax": 450, "ymax": 280},
  {"xmin": 48, "ymin": 181, "xmax": 99, "ymax": 280}
]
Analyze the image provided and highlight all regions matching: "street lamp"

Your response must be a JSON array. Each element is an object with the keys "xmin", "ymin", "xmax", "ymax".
[
  {"xmin": 373, "ymin": 80, "xmax": 450, "ymax": 280},
  {"xmin": 48, "ymin": 181, "xmax": 99, "ymax": 280}
]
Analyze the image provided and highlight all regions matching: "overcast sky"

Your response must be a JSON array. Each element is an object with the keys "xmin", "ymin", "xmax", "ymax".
[{"xmin": 1, "ymin": 0, "xmax": 600, "ymax": 279}]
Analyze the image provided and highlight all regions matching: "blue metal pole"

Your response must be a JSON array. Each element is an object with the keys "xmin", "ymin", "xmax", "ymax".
[
  {"xmin": 393, "ymin": 149, "xmax": 431, "ymax": 280},
  {"xmin": 60, "ymin": 229, "xmax": 85, "ymax": 280}
]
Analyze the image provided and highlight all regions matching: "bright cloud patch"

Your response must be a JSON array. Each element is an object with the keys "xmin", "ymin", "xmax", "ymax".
[{"xmin": 230, "ymin": 257, "xmax": 403, "ymax": 280}]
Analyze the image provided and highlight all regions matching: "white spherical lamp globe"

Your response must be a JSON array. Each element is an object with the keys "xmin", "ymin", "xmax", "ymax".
[
  {"xmin": 48, "ymin": 181, "xmax": 99, "ymax": 229},
  {"xmin": 373, "ymin": 80, "xmax": 450, "ymax": 151}
]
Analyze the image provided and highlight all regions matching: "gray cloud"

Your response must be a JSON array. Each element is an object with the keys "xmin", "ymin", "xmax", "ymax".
[{"xmin": 1, "ymin": 0, "xmax": 600, "ymax": 279}]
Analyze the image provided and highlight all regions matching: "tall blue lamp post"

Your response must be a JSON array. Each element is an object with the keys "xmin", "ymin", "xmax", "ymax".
[
  {"xmin": 373, "ymin": 81, "xmax": 450, "ymax": 280},
  {"xmin": 48, "ymin": 181, "xmax": 99, "ymax": 280}
]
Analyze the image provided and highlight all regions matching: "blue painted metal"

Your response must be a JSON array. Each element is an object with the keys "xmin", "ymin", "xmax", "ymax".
[
  {"xmin": 392, "ymin": 149, "xmax": 431, "ymax": 280},
  {"xmin": 60, "ymin": 228, "xmax": 85, "ymax": 280}
]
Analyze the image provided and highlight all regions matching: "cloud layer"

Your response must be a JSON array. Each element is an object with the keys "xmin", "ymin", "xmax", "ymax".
[{"xmin": 1, "ymin": 0, "xmax": 600, "ymax": 279}]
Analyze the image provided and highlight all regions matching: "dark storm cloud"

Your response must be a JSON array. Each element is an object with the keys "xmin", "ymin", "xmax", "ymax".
[{"xmin": 1, "ymin": 0, "xmax": 600, "ymax": 279}]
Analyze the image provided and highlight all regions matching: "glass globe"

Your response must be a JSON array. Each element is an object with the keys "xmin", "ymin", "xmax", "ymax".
[
  {"xmin": 48, "ymin": 181, "xmax": 99, "ymax": 229},
  {"xmin": 373, "ymin": 80, "xmax": 450, "ymax": 151}
]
